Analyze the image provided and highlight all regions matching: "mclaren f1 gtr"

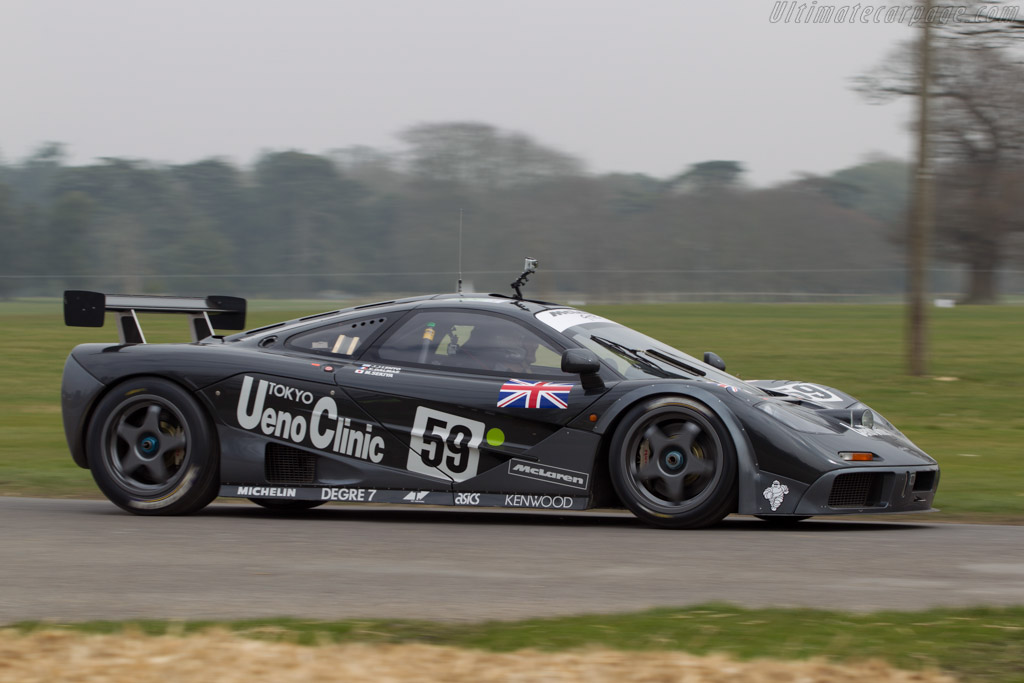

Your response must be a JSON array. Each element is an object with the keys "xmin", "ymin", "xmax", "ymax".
[{"xmin": 60, "ymin": 265, "xmax": 939, "ymax": 528}]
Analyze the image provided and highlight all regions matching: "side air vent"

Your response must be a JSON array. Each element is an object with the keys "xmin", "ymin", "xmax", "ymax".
[
  {"xmin": 913, "ymin": 470, "xmax": 937, "ymax": 492},
  {"xmin": 265, "ymin": 443, "xmax": 317, "ymax": 484},
  {"xmin": 828, "ymin": 472, "xmax": 884, "ymax": 508}
]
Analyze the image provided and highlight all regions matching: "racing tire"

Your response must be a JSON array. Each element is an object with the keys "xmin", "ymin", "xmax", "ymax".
[
  {"xmin": 609, "ymin": 397, "xmax": 737, "ymax": 529},
  {"xmin": 248, "ymin": 498, "xmax": 326, "ymax": 511},
  {"xmin": 85, "ymin": 377, "xmax": 220, "ymax": 515}
]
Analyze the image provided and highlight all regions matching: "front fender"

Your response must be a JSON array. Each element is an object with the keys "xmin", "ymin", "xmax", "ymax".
[{"xmin": 590, "ymin": 384, "xmax": 761, "ymax": 514}]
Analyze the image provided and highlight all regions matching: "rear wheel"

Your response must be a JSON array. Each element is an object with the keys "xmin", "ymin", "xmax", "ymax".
[
  {"xmin": 609, "ymin": 397, "xmax": 736, "ymax": 529},
  {"xmin": 248, "ymin": 499, "xmax": 326, "ymax": 511},
  {"xmin": 86, "ymin": 378, "xmax": 220, "ymax": 515}
]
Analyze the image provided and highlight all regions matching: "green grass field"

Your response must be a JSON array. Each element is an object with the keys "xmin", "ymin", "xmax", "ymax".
[
  {"xmin": 3, "ymin": 299, "xmax": 1023, "ymax": 681},
  {"xmin": 12, "ymin": 605, "xmax": 1024, "ymax": 682},
  {"xmin": 1, "ymin": 299, "xmax": 1021, "ymax": 521}
]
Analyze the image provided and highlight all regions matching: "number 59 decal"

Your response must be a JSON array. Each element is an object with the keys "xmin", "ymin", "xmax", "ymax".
[
  {"xmin": 407, "ymin": 407, "xmax": 483, "ymax": 482},
  {"xmin": 776, "ymin": 383, "xmax": 843, "ymax": 404}
]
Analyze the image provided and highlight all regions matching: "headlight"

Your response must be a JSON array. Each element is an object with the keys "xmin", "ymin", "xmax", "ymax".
[
  {"xmin": 821, "ymin": 407, "xmax": 875, "ymax": 429},
  {"xmin": 755, "ymin": 400, "xmax": 838, "ymax": 434},
  {"xmin": 848, "ymin": 408, "xmax": 906, "ymax": 438}
]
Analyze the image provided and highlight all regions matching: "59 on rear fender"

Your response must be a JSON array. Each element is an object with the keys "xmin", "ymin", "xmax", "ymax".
[
  {"xmin": 609, "ymin": 397, "xmax": 737, "ymax": 529},
  {"xmin": 85, "ymin": 377, "xmax": 220, "ymax": 515}
]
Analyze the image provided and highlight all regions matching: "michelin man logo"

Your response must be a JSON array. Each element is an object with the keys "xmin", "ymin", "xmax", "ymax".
[{"xmin": 763, "ymin": 480, "xmax": 789, "ymax": 511}]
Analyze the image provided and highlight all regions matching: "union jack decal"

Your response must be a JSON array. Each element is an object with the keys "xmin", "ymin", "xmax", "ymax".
[{"xmin": 497, "ymin": 379, "xmax": 573, "ymax": 409}]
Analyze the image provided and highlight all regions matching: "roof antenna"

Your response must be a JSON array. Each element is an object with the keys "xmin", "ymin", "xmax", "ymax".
[
  {"xmin": 457, "ymin": 209, "xmax": 463, "ymax": 294},
  {"xmin": 511, "ymin": 257, "xmax": 538, "ymax": 300}
]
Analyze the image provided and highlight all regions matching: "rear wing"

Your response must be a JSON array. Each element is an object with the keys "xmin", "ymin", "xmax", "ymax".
[{"xmin": 63, "ymin": 290, "xmax": 247, "ymax": 344}]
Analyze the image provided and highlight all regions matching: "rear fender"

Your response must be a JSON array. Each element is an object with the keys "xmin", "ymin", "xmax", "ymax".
[
  {"xmin": 61, "ymin": 354, "xmax": 106, "ymax": 468},
  {"xmin": 62, "ymin": 355, "xmax": 210, "ymax": 470}
]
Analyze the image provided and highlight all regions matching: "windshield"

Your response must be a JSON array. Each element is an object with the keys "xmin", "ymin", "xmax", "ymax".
[{"xmin": 535, "ymin": 308, "xmax": 754, "ymax": 387}]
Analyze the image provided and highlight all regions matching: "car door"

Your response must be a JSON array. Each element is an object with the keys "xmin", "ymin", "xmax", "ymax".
[
  {"xmin": 339, "ymin": 307, "xmax": 609, "ymax": 501},
  {"xmin": 255, "ymin": 309, "xmax": 456, "ymax": 501}
]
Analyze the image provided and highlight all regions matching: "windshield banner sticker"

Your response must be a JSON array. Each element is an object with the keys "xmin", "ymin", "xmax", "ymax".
[
  {"xmin": 498, "ymin": 379, "xmax": 572, "ymax": 409},
  {"xmin": 535, "ymin": 309, "xmax": 615, "ymax": 333}
]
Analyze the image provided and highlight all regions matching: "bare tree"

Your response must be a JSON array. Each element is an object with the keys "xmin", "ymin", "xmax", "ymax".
[
  {"xmin": 936, "ymin": 0, "xmax": 1024, "ymax": 38},
  {"xmin": 908, "ymin": 0, "xmax": 935, "ymax": 375},
  {"xmin": 856, "ymin": 32, "xmax": 1024, "ymax": 305}
]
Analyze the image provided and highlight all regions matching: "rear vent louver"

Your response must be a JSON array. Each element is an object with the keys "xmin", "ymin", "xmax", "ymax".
[
  {"xmin": 828, "ymin": 472, "xmax": 884, "ymax": 508},
  {"xmin": 265, "ymin": 443, "xmax": 317, "ymax": 485}
]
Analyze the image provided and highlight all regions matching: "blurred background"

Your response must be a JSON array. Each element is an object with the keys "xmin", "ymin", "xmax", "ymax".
[{"xmin": 1, "ymin": 0, "xmax": 1022, "ymax": 303}]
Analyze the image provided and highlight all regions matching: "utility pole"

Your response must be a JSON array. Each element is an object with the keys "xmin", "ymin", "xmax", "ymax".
[{"xmin": 908, "ymin": 0, "xmax": 935, "ymax": 376}]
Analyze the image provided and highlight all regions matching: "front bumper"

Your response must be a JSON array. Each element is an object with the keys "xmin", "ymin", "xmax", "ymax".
[
  {"xmin": 793, "ymin": 465, "xmax": 940, "ymax": 515},
  {"xmin": 752, "ymin": 465, "xmax": 940, "ymax": 516}
]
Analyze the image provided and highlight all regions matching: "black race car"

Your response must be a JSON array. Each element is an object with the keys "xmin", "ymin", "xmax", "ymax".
[{"xmin": 60, "ymin": 264, "xmax": 939, "ymax": 528}]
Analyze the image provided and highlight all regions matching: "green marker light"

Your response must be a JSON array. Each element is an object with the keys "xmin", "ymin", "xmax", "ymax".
[{"xmin": 486, "ymin": 428, "xmax": 505, "ymax": 447}]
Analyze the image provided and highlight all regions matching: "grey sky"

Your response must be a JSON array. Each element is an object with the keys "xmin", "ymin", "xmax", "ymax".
[{"xmin": 2, "ymin": 0, "xmax": 915, "ymax": 185}]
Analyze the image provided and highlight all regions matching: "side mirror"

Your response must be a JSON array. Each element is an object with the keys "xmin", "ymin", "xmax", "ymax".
[
  {"xmin": 561, "ymin": 349, "xmax": 604, "ymax": 390},
  {"xmin": 704, "ymin": 351, "xmax": 727, "ymax": 371},
  {"xmin": 562, "ymin": 348, "xmax": 600, "ymax": 374}
]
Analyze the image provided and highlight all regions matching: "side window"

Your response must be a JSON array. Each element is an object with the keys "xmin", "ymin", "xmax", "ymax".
[
  {"xmin": 375, "ymin": 311, "xmax": 569, "ymax": 376},
  {"xmin": 286, "ymin": 316, "xmax": 389, "ymax": 358}
]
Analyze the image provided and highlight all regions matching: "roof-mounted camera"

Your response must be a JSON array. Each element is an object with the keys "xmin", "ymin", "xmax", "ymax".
[{"xmin": 511, "ymin": 258, "xmax": 538, "ymax": 300}]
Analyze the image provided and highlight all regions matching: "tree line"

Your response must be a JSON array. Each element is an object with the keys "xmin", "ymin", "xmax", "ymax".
[
  {"xmin": 0, "ymin": 119, "xmax": 1016, "ymax": 303},
  {"xmin": 5, "ymin": 2, "xmax": 1024, "ymax": 304}
]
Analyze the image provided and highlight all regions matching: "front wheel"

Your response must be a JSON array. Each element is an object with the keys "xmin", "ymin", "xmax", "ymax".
[
  {"xmin": 609, "ymin": 397, "xmax": 737, "ymax": 529},
  {"xmin": 86, "ymin": 377, "xmax": 220, "ymax": 515}
]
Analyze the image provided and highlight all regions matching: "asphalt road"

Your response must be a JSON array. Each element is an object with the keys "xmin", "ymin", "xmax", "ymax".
[{"xmin": 3, "ymin": 496, "xmax": 1023, "ymax": 624}]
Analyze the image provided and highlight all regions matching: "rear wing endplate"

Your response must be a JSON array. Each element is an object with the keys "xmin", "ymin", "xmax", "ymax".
[{"xmin": 63, "ymin": 290, "xmax": 247, "ymax": 344}]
